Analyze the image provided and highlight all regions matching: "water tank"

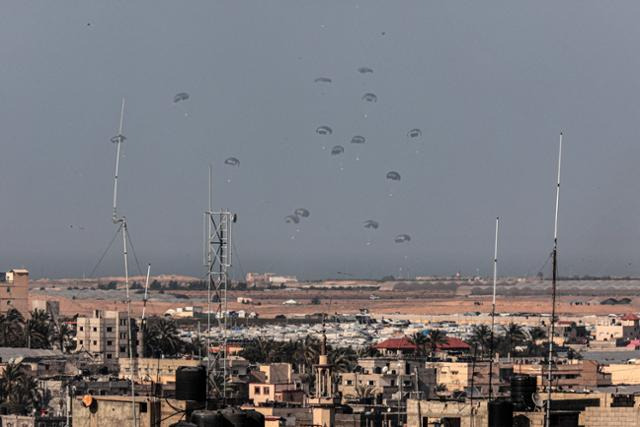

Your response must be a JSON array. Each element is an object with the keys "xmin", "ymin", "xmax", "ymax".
[
  {"xmin": 511, "ymin": 375, "xmax": 537, "ymax": 411},
  {"xmin": 221, "ymin": 408, "xmax": 250, "ymax": 427},
  {"xmin": 170, "ymin": 423, "xmax": 197, "ymax": 427},
  {"xmin": 489, "ymin": 400, "xmax": 513, "ymax": 427},
  {"xmin": 191, "ymin": 410, "xmax": 224, "ymax": 427},
  {"xmin": 244, "ymin": 409, "xmax": 265, "ymax": 427},
  {"xmin": 175, "ymin": 366, "xmax": 207, "ymax": 402}
]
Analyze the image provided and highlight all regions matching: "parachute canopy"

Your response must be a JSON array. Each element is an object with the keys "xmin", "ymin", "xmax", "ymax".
[
  {"xmin": 294, "ymin": 208, "xmax": 310, "ymax": 218},
  {"xmin": 314, "ymin": 77, "xmax": 332, "ymax": 83},
  {"xmin": 351, "ymin": 135, "xmax": 366, "ymax": 144},
  {"xmin": 285, "ymin": 215, "xmax": 300, "ymax": 224},
  {"xmin": 331, "ymin": 145, "xmax": 345, "ymax": 155},
  {"xmin": 224, "ymin": 157, "xmax": 240, "ymax": 167},
  {"xmin": 395, "ymin": 234, "xmax": 411, "ymax": 243},
  {"xmin": 386, "ymin": 171, "xmax": 401, "ymax": 181},
  {"xmin": 364, "ymin": 220, "xmax": 379, "ymax": 229},
  {"xmin": 362, "ymin": 93, "xmax": 378, "ymax": 103},
  {"xmin": 173, "ymin": 92, "xmax": 189, "ymax": 103},
  {"xmin": 407, "ymin": 128, "xmax": 422, "ymax": 139},
  {"xmin": 316, "ymin": 126, "xmax": 333, "ymax": 136},
  {"xmin": 358, "ymin": 67, "xmax": 374, "ymax": 74}
]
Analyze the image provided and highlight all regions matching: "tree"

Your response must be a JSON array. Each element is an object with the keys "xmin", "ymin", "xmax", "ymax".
[
  {"xmin": 51, "ymin": 321, "xmax": 75, "ymax": 353},
  {"xmin": 469, "ymin": 324, "xmax": 492, "ymax": 356},
  {"xmin": 529, "ymin": 326, "xmax": 547, "ymax": 342},
  {"xmin": 143, "ymin": 316, "xmax": 183, "ymax": 357},
  {"xmin": 26, "ymin": 309, "xmax": 51, "ymax": 349},
  {"xmin": 0, "ymin": 309, "xmax": 26, "ymax": 347},
  {"xmin": 425, "ymin": 329, "xmax": 448, "ymax": 357},
  {"xmin": 0, "ymin": 362, "xmax": 43, "ymax": 412},
  {"xmin": 410, "ymin": 332, "xmax": 429, "ymax": 356},
  {"xmin": 501, "ymin": 322, "xmax": 527, "ymax": 355}
]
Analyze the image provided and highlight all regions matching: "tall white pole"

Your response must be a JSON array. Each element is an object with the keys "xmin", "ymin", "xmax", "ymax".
[
  {"xmin": 545, "ymin": 132, "xmax": 562, "ymax": 427},
  {"xmin": 112, "ymin": 98, "xmax": 125, "ymax": 223},
  {"xmin": 141, "ymin": 264, "xmax": 151, "ymax": 322},
  {"xmin": 488, "ymin": 216, "xmax": 499, "ymax": 401}
]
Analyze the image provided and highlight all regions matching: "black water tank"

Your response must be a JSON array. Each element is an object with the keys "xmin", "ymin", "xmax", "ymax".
[
  {"xmin": 191, "ymin": 410, "xmax": 224, "ymax": 427},
  {"xmin": 489, "ymin": 400, "xmax": 513, "ymax": 427},
  {"xmin": 175, "ymin": 366, "xmax": 207, "ymax": 402},
  {"xmin": 511, "ymin": 375, "xmax": 537, "ymax": 411},
  {"xmin": 170, "ymin": 422, "xmax": 198, "ymax": 427},
  {"xmin": 245, "ymin": 409, "xmax": 265, "ymax": 427},
  {"xmin": 221, "ymin": 408, "xmax": 250, "ymax": 427}
]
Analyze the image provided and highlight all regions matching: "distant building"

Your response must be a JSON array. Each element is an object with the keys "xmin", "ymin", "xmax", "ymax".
[
  {"xmin": 594, "ymin": 313, "xmax": 640, "ymax": 345},
  {"xmin": 249, "ymin": 363, "xmax": 305, "ymax": 405},
  {"xmin": 0, "ymin": 268, "xmax": 30, "ymax": 314},
  {"xmin": 246, "ymin": 273, "xmax": 298, "ymax": 288},
  {"xmin": 74, "ymin": 310, "xmax": 143, "ymax": 369}
]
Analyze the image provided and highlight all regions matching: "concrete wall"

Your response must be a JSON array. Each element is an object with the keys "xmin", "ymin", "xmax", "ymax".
[{"xmin": 72, "ymin": 396, "xmax": 160, "ymax": 427}]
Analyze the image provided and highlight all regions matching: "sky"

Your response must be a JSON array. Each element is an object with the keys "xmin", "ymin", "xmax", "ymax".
[{"xmin": 2, "ymin": 1, "xmax": 640, "ymax": 280}]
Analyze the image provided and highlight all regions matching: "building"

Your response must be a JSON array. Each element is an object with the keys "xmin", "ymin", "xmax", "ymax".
[
  {"xmin": 119, "ymin": 358, "xmax": 201, "ymax": 385},
  {"xmin": 406, "ymin": 398, "xmax": 488, "ymax": 427},
  {"xmin": 74, "ymin": 310, "xmax": 143, "ymax": 368},
  {"xmin": 0, "ymin": 269, "xmax": 29, "ymax": 314},
  {"xmin": 340, "ymin": 357, "xmax": 436, "ymax": 403},
  {"xmin": 594, "ymin": 314, "xmax": 640, "ymax": 345},
  {"xmin": 31, "ymin": 299, "xmax": 60, "ymax": 321},
  {"xmin": 249, "ymin": 363, "xmax": 305, "ymax": 405},
  {"xmin": 72, "ymin": 395, "xmax": 161, "ymax": 427},
  {"xmin": 512, "ymin": 359, "xmax": 611, "ymax": 390},
  {"xmin": 432, "ymin": 360, "xmax": 512, "ymax": 397}
]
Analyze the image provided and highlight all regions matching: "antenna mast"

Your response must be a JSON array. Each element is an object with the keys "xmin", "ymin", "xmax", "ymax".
[
  {"xmin": 110, "ymin": 98, "xmax": 137, "ymax": 427},
  {"xmin": 545, "ymin": 132, "xmax": 562, "ymax": 427},
  {"xmin": 488, "ymin": 216, "xmax": 499, "ymax": 401},
  {"xmin": 204, "ymin": 165, "xmax": 235, "ymax": 403}
]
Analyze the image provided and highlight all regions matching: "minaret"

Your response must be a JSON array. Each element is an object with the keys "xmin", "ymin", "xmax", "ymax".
[{"xmin": 309, "ymin": 314, "xmax": 338, "ymax": 427}]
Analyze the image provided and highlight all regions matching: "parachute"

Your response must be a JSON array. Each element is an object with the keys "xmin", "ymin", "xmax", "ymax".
[
  {"xmin": 364, "ymin": 220, "xmax": 379, "ymax": 229},
  {"xmin": 316, "ymin": 126, "xmax": 333, "ymax": 136},
  {"xmin": 395, "ymin": 234, "xmax": 411, "ymax": 243},
  {"xmin": 224, "ymin": 157, "xmax": 240, "ymax": 167},
  {"xmin": 294, "ymin": 208, "xmax": 310, "ymax": 218},
  {"xmin": 331, "ymin": 145, "xmax": 345, "ymax": 155},
  {"xmin": 173, "ymin": 92, "xmax": 190, "ymax": 103},
  {"xmin": 407, "ymin": 128, "xmax": 422, "ymax": 139},
  {"xmin": 386, "ymin": 171, "xmax": 401, "ymax": 181},
  {"xmin": 285, "ymin": 215, "xmax": 300, "ymax": 224},
  {"xmin": 358, "ymin": 67, "xmax": 374, "ymax": 74},
  {"xmin": 351, "ymin": 135, "xmax": 366, "ymax": 144},
  {"xmin": 362, "ymin": 93, "xmax": 378, "ymax": 103},
  {"xmin": 314, "ymin": 77, "xmax": 332, "ymax": 83}
]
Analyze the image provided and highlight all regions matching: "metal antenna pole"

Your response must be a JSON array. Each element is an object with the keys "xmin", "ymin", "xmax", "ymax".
[
  {"xmin": 141, "ymin": 264, "xmax": 151, "ymax": 323},
  {"xmin": 545, "ymin": 132, "xmax": 562, "ymax": 427},
  {"xmin": 110, "ymin": 98, "xmax": 137, "ymax": 427},
  {"xmin": 204, "ymin": 164, "xmax": 235, "ymax": 403},
  {"xmin": 488, "ymin": 217, "xmax": 499, "ymax": 401}
]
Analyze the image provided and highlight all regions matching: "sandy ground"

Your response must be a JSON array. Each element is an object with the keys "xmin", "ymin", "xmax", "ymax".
[{"xmin": 29, "ymin": 286, "xmax": 640, "ymax": 319}]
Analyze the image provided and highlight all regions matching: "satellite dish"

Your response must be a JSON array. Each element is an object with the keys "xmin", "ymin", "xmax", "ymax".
[
  {"xmin": 532, "ymin": 392, "xmax": 544, "ymax": 409},
  {"xmin": 382, "ymin": 366, "xmax": 389, "ymax": 374}
]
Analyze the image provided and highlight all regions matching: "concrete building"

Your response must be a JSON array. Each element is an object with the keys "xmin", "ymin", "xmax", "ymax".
[
  {"xmin": 119, "ymin": 357, "xmax": 201, "ymax": 384},
  {"xmin": 406, "ymin": 399, "xmax": 488, "ymax": 427},
  {"xmin": 0, "ymin": 269, "xmax": 29, "ymax": 314},
  {"xmin": 432, "ymin": 360, "xmax": 512, "ymax": 398},
  {"xmin": 74, "ymin": 310, "xmax": 143, "ymax": 368},
  {"xmin": 594, "ymin": 314, "xmax": 640, "ymax": 345},
  {"xmin": 249, "ymin": 363, "xmax": 305, "ymax": 405},
  {"xmin": 72, "ymin": 395, "xmax": 160, "ymax": 427},
  {"xmin": 512, "ymin": 359, "xmax": 611, "ymax": 390},
  {"xmin": 340, "ymin": 357, "xmax": 436, "ymax": 403}
]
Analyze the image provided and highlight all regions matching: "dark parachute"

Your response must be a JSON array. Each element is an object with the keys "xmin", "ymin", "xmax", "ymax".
[
  {"xmin": 314, "ymin": 77, "xmax": 332, "ymax": 83},
  {"xmin": 358, "ymin": 67, "xmax": 374, "ymax": 74},
  {"xmin": 351, "ymin": 135, "xmax": 365, "ymax": 144},
  {"xmin": 331, "ymin": 145, "xmax": 345, "ymax": 155},
  {"xmin": 407, "ymin": 128, "xmax": 422, "ymax": 139},
  {"xmin": 362, "ymin": 93, "xmax": 378, "ymax": 103},
  {"xmin": 364, "ymin": 220, "xmax": 379, "ymax": 229},
  {"xmin": 224, "ymin": 157, "xmax": 240, "ymax": 167},
  {"xmin": 285, "ymin": 215, "xmax": 300, "ymax": 224},
  {"xmin": 294, "ymin": 208, "xmax": 310, "ymax": 218},
  {"xmin": 316, "ymin": 126, "xmax": 333, "ymax": 136},
  {"xmin": 386, "ymin": 171, "xmax": 401, "ymax": 181},
  {"xmin": 173, "ymin": 92, "xmax": 190, "ymax": 103},
  {"xmin": 395, "ymin": 234, "xmax": 411, "ymax": 243}
]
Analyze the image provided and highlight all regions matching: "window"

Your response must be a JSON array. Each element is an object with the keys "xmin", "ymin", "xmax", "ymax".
[
  {"xmin": 263, "ymin": 387, "xmax": 269, "ymax": 394},
  {"xmin": 232, "ymin": 370, "xmax": 238, "ymax": 375},
  {"xmin": 107, "ymin": 341, "xmax": 112, "ymax": 346},
  {"xmin": 79, "ymin": 340, "xmax": 83, "ymax": 345},
  {"xmin": 139, "ymin": 402, "xmax": 147, "ymax": 413},
  {"xmin": 368, "ymin": 380, "xmax": 374, "ymax": 386},
  {"xmin": 120, "ymin": 346, "xmax": 126, "ymax": 352},
  {"xmin": 107, "ymin": 327, "xmax": 112, "ymax": 332},
  {"xmin": 346, "ymin": 380, "xmax": 353, "ymax": 385},
  {"xmin": 92, "ymin": 341, "xmax": 97, "ymax": 345},
  {"xmin": 93, "ymin": 327, "xmax": 97, "ymax": 332},
  {"xmin": 254, "ymin": 387, "xmax": 261, "ymax": 395},
  {"xmin": 79, "ymin": 326, "xmax": 84, "ymax": 331},
  {"xmin": 107, "ymin": 354, "xmax": 112, "ymax": 359}
]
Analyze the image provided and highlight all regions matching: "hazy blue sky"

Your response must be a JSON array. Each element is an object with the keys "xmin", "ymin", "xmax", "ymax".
[{"xmin": 2, "ymin": 1, "xmax": 640, "ymax": 280}]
